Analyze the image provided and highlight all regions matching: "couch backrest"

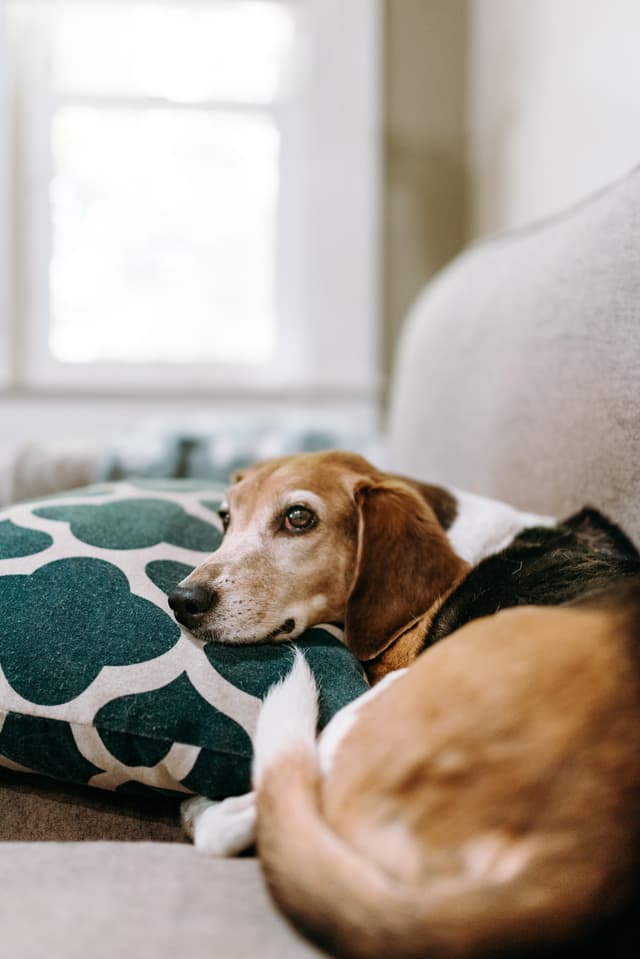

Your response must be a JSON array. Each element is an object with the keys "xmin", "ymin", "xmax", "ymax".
[{"xmin": 388, "ymin": 166, "xmax": 640, "ymax": 545}]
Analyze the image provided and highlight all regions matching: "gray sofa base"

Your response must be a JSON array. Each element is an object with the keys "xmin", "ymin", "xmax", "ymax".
[{"xmin": 1, "ymin": 842, "xmax": 321, "ymax": 959}]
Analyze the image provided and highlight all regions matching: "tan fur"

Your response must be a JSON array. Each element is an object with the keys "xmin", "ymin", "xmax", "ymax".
[
  {"xmin": 179, "ymin": 451, "xmax": 467, "ymax": 663},
  {"xmin": 257, "ymin": 594, "xmax": 640, "ymax": 958}
]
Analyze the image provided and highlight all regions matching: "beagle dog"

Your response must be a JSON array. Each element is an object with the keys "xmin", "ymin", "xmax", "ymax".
[
  {"xmin": 172, "ymin": 451, "xmax": 640, "ymax": 952},
  {"xmin": 168, "ymin": 450, "xmax": 638, "ymax": 681}
]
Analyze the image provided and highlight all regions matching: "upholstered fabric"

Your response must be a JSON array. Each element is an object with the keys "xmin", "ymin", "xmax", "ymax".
[
  {"xmin": 388, "ymin": 166, "xmax": 640, "ymax": 546},
  {"xmin": 0, "ymin": 843, "xmax": 321, "ymax": 959}
]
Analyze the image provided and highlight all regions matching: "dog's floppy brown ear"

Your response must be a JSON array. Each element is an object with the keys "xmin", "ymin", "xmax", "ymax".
[
  {"xmin": 344, "ymin": 480, "xmax": 466, "ymax": 661},
  {"xmin": 386, "ymin": 474, "xmax": 458, "ymax": 530}
]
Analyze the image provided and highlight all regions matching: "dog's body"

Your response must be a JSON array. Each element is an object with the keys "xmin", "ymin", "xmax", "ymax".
[
  {"xmin": 170, "ymin": 451, "xmax": 640, "ymax": 954},
  {"xmin": 253, "ymin": 584, "xmax": 640, "ymax": 959},
  {"xmin": 365, "ymin": 505, "xmax": 640, "ymax": 682}
]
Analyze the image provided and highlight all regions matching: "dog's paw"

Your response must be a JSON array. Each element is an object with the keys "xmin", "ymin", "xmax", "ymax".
[
  {"xmin": 181, "ymin": 795, "xmax": 216, "ymax": 840},
  {"xmin": 181, "ymin": 792, "xmax": 257, "ymax": 857}
]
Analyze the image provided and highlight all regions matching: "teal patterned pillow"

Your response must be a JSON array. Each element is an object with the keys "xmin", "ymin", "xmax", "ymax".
[{"xmin": 0, "ymin": 481, "xmax": 368, "ymax": 800}]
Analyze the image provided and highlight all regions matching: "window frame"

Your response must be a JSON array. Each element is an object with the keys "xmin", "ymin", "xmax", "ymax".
[{"xmin": 2, "ymin": 0, "xmax": 383, "ymax": 405}]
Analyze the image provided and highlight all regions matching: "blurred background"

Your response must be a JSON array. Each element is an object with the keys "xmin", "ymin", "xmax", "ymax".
[{"xmin": 1, "ymin": 0, "xmax": 639, "ymax": 500}]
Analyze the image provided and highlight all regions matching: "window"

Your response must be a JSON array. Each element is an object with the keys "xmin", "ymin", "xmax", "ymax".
[{"xmin": 2, "ymin": 0, "xmax": 381, "ymax": 401}]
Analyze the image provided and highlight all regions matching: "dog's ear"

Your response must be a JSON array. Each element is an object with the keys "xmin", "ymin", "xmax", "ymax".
[
  {"xmin": 384, "ymin": 473, "xmax": 458, "ymax": 530},
  {"xmin": 344, "ymin": 480, "xmax": 467, "ymax": 661}
]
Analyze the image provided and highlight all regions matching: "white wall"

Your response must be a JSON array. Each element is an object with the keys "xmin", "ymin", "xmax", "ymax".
[{"xmin": 468, "ymin": 0, "xmax": 640, "ymax": 237}]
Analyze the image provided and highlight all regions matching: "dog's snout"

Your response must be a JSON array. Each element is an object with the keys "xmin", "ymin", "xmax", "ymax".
[{"xmin": 168, "ymin": 584, "xmax": 215, "ymax": 624}]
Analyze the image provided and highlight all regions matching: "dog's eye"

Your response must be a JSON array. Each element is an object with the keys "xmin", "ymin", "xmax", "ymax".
[
  {"xmin": 218, "ymin": 509, "xmax": 230, "ymax": 532},
  {"xmin": 283, "ymin": 505, "xmax": 317, "ymax": 533}
]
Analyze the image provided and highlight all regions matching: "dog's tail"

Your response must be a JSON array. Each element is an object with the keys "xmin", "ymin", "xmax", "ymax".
[{"xmin": 253, "ymin": 650, "xmax": 629, "ymax": 959}]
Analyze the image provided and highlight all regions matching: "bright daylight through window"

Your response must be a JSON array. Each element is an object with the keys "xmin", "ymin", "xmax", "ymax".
[
  {"xmin": 3, "ymin": 0, "xmax": 380, "ymax": 402},
  {"xmin": 12, "ymin": 0, "xmax": 295, "ymax": 366}
]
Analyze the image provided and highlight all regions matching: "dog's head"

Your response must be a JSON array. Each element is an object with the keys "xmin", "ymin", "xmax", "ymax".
[{"xmin": 168, "ymin": 450, "xmax": 466, "ymax": 661}]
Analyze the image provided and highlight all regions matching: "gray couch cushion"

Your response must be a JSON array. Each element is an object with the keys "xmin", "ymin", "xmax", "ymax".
[
  {"xmin": 388, "ymin": 166, "xmax": 640, "ymax": 546},
  {"xmin": 0, "ymin": 843, "xmax": 320, "ymax": 959}
]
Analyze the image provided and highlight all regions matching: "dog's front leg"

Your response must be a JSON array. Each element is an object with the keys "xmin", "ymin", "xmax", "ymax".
[{"xmin": 181, "ymin": 792, "xmax": 257, "ymax": 857}]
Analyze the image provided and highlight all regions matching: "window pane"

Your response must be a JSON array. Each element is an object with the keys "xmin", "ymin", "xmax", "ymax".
[
  {"xmin": 50, "ymin": 1, "xmax": 295, "ymax": 103},
  {"xmin": 50, "ymin": 107, "xmax": 279, "ymax": 364}
]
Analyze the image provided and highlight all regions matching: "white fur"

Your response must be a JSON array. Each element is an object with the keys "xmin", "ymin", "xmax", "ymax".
[
  {"xmin": 447, "ymin": 489, "xmax": 555, "ymax": 566},
  {"xmin": 252, "ymin": 649, "xmax": 319, "ymax": 788},
  {"xmin": 181, "ymin": 792, "xmax": 257, "ymax": 857}
]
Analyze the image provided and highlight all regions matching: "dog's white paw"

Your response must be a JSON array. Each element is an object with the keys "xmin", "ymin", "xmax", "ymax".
[
  {"xmin": 181, "ymin": 792, "xmax": 257, "ymax": 857},
  {"xmin": 181, "ymin": 795, "xmax": 215, "ymax": 839}
]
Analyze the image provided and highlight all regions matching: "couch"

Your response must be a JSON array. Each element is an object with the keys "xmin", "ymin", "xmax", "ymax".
[{"xmin": 2, "ymin": 166, "xmax": 640, "ymax": 958}]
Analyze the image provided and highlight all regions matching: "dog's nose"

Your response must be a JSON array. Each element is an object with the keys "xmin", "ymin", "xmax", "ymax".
[{"xmin": 168, "ymin": 584, "xmax": 215, "ymax": 624}]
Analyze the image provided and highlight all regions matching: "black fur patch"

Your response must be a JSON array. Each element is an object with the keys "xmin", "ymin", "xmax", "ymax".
[{"xmin": 424, "ymin": 508, "xmax": 640, "ymax": 650}]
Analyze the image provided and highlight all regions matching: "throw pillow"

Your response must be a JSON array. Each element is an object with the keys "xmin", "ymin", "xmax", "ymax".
[{"xmin": 0, "ymin": 480, "xmax": 367, "ymax": 800}]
